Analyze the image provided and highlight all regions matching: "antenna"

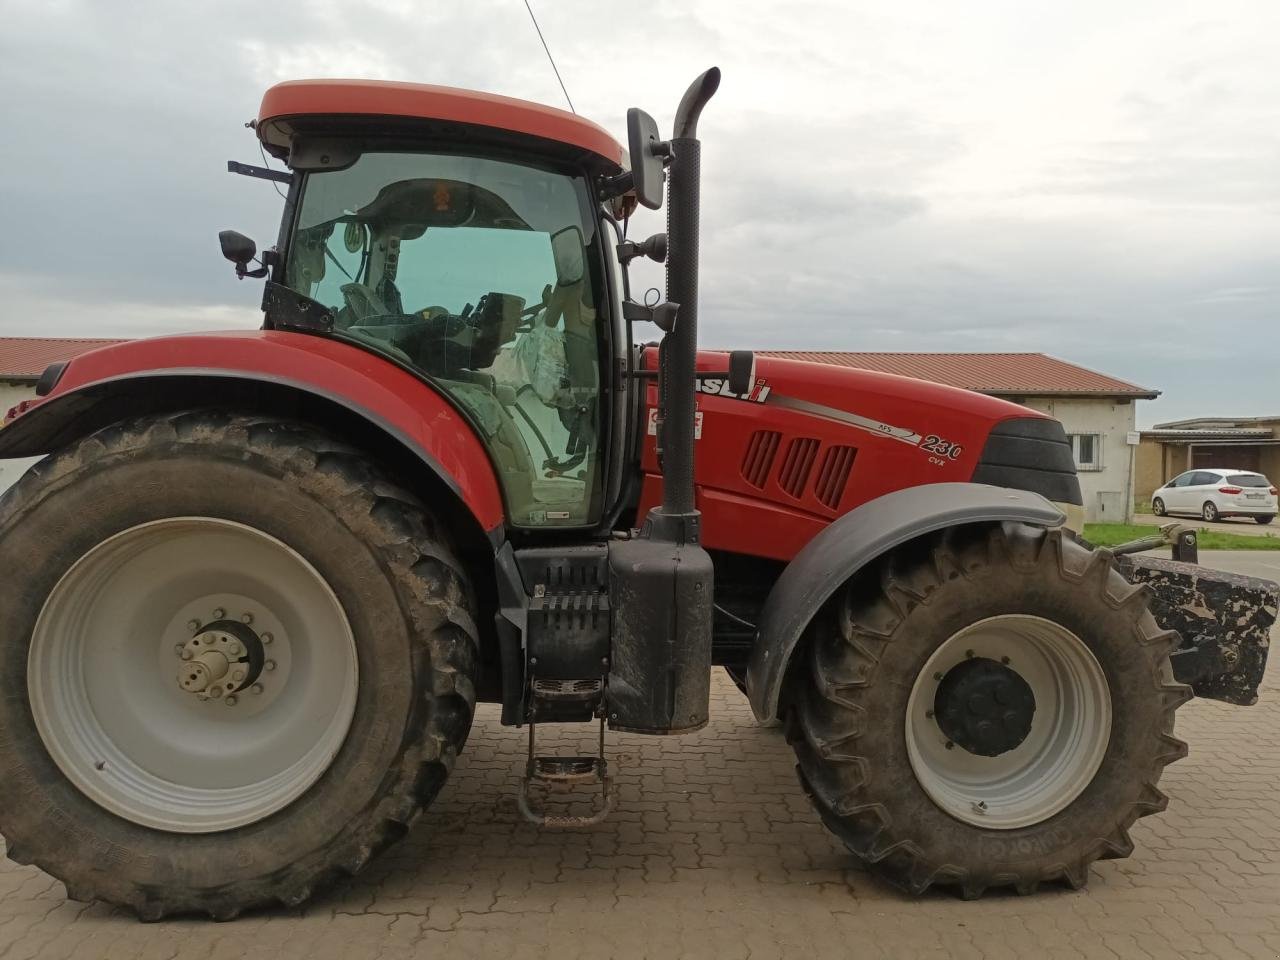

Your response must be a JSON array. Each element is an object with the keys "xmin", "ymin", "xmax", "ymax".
[{"xmin": 521, "ymin": 0, "xmax": 576, "ymax": 114}]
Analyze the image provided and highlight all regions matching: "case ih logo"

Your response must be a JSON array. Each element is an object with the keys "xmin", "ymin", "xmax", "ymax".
[{"xmin": 697, "ymin": 377, "xmax": 771, "ymax": 403}]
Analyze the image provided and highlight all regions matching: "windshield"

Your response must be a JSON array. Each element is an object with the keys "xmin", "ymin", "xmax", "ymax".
[{"xmin": 285, "ymin": 151, "xmax": 606, "ymax": 529}]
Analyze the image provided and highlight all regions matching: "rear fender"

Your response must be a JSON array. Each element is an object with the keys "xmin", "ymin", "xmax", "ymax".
[
  {"xmin": 746, "ymin": 482, "xmax": 1065, "ymax": 720},
  {"xmin": 0, "ymin": 332, "xmax": 506, "ymax": 538}
]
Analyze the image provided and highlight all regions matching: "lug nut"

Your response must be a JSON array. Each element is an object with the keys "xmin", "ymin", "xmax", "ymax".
[
  {"xmin": 251, "ymin": 683, "xmax": 264, "ymax": 695},
  {"xmin": 174, "ymin": 643, "xmax": 185, "ymax": 656},
  {"xmin": 261, "ymin": 633, "xmax": 273, "ymax": 645},
  {"xmin": 241, "ymin": 613, "xmax": 254, "ymax": 625},
  {"xmin": 212, "ymin": 608, "xmax": 226, "ymax": 620},
  {"xmin": 228, "ymin": 642, "xmax": 242, "ymax": 657},
  {"xmin": 264, "ymin": 660, "xmax": 277, "ymax": 672},
  {"xmin": 180, "ymin": 649, "xmax": 193, "ymax": 661},
  {"xmin": 232, "ymin": 670, "xmax": 246, "ymax": 683},
  {"xmin": 187, "ymin": 620, "xmax": 201, "ymax": 633},
  {"xmin": 225, "ymin": 695, "xmax": 238, "ymax": 707}
]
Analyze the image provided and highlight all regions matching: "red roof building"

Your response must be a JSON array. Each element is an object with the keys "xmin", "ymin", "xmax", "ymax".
[
  {"xmin": 0, "ymin": 337, "xmax": 127, "ymax": 383},
  {"xmin": 755, "ymin": 352, "xmax": 1158, "ymax": 400}
]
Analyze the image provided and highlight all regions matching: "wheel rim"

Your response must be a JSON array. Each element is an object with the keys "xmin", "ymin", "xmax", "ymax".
[
  {"xmin": 905, "ymin": 614, "xmax": 1111, "ymax": 829},
  {"xmin": 29, "ymin": 518, "xmax": 359, "ymax": 833},
  {"xmin": 1204, "ymin": 503, "xmax": 1216, "ymax": 520},
  {"xmin": 1153, "ymin": 499, "xmax": 1164, "ymax": 515}
]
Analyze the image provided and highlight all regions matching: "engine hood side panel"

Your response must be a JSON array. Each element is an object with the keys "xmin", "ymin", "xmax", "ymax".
[{"xmin": 637, "ymin": 351, "xmax": 1061, "ymax": 562}]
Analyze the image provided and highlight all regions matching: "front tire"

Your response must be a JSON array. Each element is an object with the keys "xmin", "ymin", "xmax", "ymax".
[
  {"xmin": 1151, "ymin": 497, "xmax": 1166, "ymax": 517},
  {"xmin": 0, "ymin": 412, "xmax": 480, "ymax": 919},
  {"xmin": 1256, "ymin": 515, "xmax": 1274, "ymax": 525},
  {"xmin": 1203, "ymin": 501, "xmax": 1219, "ymax": 522},
  {"xmin": 787, "ymin": 523, "xmax": 1189, "ymax": 898}
]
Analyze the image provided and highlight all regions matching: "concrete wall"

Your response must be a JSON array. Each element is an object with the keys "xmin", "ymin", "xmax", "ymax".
[
  {"xmin": 0, "ymin": 381, "xmax": 40, "ymax": 497},
  {"xmin": 1019, "ymin": 396, "xmax": 1137, "ymax": 523}
]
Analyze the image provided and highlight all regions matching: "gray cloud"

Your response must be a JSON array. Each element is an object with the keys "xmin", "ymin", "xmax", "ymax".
[{"xmin": 1, "ymin": 0, "xmax": 1277, "ymax": 425}]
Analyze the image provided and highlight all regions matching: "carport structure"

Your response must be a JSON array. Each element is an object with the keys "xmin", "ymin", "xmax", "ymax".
[{"xmin": 1137, "ymin": 416, "xmax": 1280, "ymax": 497}]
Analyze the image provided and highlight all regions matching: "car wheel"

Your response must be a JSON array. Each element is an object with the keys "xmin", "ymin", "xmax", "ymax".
[
  {"xmin": 1152, "ymin": 498, "xmax": 1166, "ymax": 517},
  {"xmin": 1202, "ymin": 501, "xmax": 1219, "ymax": 522},
  {"xmin": 1256, "ymin": 515, "xmax": 1274, "ymax": 526}
]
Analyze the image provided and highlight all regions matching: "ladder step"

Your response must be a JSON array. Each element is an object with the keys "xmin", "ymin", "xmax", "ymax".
[
  {"xmin": 529, "ymin": 755, "xmax": 606, "ymax": 787},
  {"xmin": 531, "ymin": 678, "xmax": 603, "ymax": 701}
]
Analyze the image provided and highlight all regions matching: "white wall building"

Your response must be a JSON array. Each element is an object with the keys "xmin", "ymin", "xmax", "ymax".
[{"xmin": 761, "ymin": 352, "xmax": 1158, "ymax": 523}]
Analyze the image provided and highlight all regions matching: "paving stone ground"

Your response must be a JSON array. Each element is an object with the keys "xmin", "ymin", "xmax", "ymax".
[{"xmin": 1, "ymin": 555, "xmax": 1278, "ymax": 959}]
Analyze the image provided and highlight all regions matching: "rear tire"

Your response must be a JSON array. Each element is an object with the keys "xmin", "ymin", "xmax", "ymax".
[
  {"xmin": 1203, "ymin": 501, "xmax": 1219, "ymax": 522},
  {"xmin": 786, "ymin": 522, "xmax": 1190, "ymax": 898},
  {"xmin": 0, "ymin": 412, "xmax": 480, "ymax": 920},
  {"xmin": 1151, "ymin": 497, "xmax": 1166, "ymax": 517},
  {"xmin": 1256, "ymin": 515, "xmax": 1274, "ymax": 525}
]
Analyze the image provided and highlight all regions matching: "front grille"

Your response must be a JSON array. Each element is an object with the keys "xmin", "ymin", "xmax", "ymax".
[{"xmin": 971, "ymin": 417, "xmax": 1082, "ymax": 505}]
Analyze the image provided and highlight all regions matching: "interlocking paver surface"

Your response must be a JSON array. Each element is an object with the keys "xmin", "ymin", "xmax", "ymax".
[{"xmin": 1, "ymin": 552, "xmax": 1278, "ymax": 959}]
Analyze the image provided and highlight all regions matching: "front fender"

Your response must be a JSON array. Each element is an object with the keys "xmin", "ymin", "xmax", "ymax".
[
  {"xmin": 0, "ymin": 330, "xmax": 506, "ymax": 535},
  {"xmin": 745, "ymin": 482, "xmax": 1065, "ymax": 720}
]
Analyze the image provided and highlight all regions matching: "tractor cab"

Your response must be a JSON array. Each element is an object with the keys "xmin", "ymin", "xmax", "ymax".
[{"xmin": 242, "ymin": 81, "xmax": 633, "ymax": 530}]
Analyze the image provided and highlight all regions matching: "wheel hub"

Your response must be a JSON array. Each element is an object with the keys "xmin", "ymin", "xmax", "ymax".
[
  {"xmin": 176, "ymin": 619, "xmax": 267, "ymax": 703},
  {"xmin": 933, "ymin": 657, "xmax": 1036, "ymax": 757}
]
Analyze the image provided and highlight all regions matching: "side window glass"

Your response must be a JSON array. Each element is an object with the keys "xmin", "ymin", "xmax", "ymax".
[{"xmin": 287, "ymin": 153, "xmax": 604, "ymax": 528}]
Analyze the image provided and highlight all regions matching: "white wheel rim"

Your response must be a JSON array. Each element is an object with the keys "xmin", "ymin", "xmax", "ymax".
[
  {"xmin": 29, "ymin": 518, "xmax": 359, "ymax": 833},
  {"xmin": 905, "ymin": 615, "xmax": 1111, "ymax": 829}
]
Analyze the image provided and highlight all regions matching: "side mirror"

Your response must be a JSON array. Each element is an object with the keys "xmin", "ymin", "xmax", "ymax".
[
  {"xmin": 550, "ymin": 226, "xmax": 586, "ymax": 286},
  {"xmin": 219, "ymin": 230, "xmax": 268, "ymax": 280},
  {"xmin": 219, "ymin": 230, "xmax": 256, "ymax": 266},
  {"xmin": 627, "ymin": 108, "xmax": 667, "ymax": 210}
]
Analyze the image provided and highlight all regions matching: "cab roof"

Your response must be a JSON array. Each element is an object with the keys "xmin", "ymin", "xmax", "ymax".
[{"xmin": 257, "ymin": 79, "xmax": 625, "ymax": 171}]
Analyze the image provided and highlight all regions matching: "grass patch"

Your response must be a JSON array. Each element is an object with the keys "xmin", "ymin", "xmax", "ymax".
[{"xmin": 1084, "ymin": 523, "xmax": 1280, "ymax": 551}]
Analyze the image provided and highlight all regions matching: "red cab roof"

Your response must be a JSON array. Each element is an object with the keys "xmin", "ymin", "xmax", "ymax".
[{"xmin": 258, "ymin": 79, "xmax": 625, "ymax": 169}]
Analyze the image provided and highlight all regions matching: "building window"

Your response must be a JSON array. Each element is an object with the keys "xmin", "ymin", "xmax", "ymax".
[{"xmin": 1069, "ymin": 433, "xmax": 1103, "ymax": 471}]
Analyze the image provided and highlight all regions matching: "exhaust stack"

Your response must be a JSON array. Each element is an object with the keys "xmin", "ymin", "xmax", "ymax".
[
  {"xmin": 654, "ymin": 67, "xmax": 721, "ymax": 536},
  {"xmin": 606, "ymin": 69, "xmax": 720, "ymax": 735}
]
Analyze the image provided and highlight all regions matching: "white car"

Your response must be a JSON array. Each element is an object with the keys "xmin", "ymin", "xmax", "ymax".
[{"xmin": 1152, "ymin": 468, "xmax": 1277, "ymax": 524}]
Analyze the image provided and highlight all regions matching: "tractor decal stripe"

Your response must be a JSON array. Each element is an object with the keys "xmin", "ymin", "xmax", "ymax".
[{"xmin": 764, "ymin": 394, "xmax": 924, "ymax": 447}]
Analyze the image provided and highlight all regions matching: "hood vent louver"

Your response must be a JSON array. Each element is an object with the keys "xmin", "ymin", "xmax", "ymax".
[
  {"xmin": 741, "ymin": 430, "xmax": 781, "ymax": 488},
  {"xmin": 778, "ymin": 437, "xmax": 820, "ymax": 499},
  {"xmin": 814, "ymin": 445, "xmax": 857, "ymax": 510}
]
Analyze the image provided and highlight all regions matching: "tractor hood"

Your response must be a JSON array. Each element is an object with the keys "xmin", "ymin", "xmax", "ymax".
[{"xmin": 636, "ymin": 349, "xmax": 1080, "ymax": 562}]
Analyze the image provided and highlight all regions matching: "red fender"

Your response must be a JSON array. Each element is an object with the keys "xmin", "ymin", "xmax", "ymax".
[{"xmin": 1, "ymin": 330, "xmax": 506, "ymax": 533}]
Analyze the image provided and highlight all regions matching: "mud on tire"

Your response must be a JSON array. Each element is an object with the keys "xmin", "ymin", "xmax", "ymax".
[
  {"xmin": 786, "ymin": 522, "xmax": 1191, "ymax": 898},
  {"xmin": 0, "ymin": 412, "xmax": 480, "ymax": 920}
]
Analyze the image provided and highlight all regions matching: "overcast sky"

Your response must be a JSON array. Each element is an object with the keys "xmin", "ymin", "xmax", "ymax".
[{"xmin": 1, "ymin": 0, "xmax": 1277, "ymax": 426}]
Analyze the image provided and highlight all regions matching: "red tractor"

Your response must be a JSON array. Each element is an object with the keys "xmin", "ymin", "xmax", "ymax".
[{"xmin": 0, "ymin": 69, "xmax": 1273, "ymax": 920}]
